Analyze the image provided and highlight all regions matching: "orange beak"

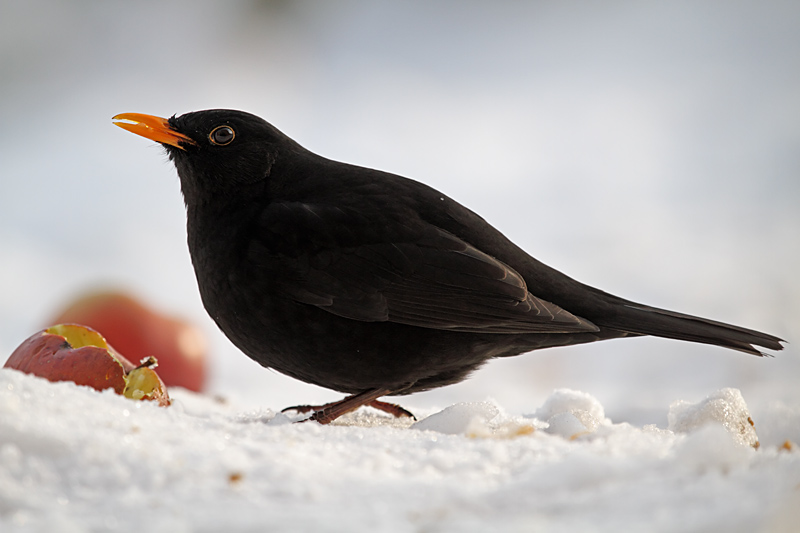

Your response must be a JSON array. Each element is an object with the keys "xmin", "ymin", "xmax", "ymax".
[{"xmin": 112, "ymin": 113, "xmax": 197, "ymax": 150}]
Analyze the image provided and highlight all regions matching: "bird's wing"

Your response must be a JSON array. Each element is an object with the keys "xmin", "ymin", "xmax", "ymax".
[{"xmin": 248, "ymin": 201, "xmax": 597, "ymax": 334}]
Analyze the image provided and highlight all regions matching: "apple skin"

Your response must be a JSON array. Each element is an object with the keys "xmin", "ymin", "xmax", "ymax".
[
  {"xmin": 4, "ymin": 324, "xmax": 170, "ymax": 406},
  {"xmin": 6, "ymin": 328, "xmax": 129, "ymax": 393},
  {"xmin": 51, "ymin": 291, "xmax": 208, "ymax": 392}
]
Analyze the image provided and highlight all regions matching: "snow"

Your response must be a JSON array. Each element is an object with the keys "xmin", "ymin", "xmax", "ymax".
[
  {"xmin": 2, "ymin": 369, "xmax": 799, "ymax": 533},
  {"xmin": 668, "ymin": 388, "xmax": 758, "ymax": 448}
]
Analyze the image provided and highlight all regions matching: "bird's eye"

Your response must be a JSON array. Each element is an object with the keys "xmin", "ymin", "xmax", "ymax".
[{"xmin": 209, "ymin": 125, "xmax": 235, "ymax": 146}]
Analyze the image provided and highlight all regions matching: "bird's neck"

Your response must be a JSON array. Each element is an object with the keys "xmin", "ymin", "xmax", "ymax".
[{"xmin": 185, "ymin": 193, "xmax": 256, "ymax": 255}]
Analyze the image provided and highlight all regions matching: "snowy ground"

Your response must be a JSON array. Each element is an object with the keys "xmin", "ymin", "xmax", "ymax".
[
  {"xmin": 2, "ymin": 369, "xmax": 800, "ymax": 532},
  {"xmin": 2, "ymin": 2, "xmax": 799, "ymax": 531}
]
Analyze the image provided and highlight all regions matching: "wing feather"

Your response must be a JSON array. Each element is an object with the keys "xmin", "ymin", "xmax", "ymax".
[{"xmin": 249, "ymin": 201, "xmax": 598, "ymax": 334}]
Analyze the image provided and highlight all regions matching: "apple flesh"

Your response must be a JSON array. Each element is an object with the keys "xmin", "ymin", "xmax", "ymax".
[
  {"xmin": 4, "ymin": 324, "xmax": 170, "ymax": 406},
  {"xmin": 51, "ymin": 291, "xmax": 208, "ymax": 392}
]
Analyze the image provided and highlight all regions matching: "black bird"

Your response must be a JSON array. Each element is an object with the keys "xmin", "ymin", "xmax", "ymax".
[{"xmin": 113, "ymin": 109, "xmax": 784, "ymax": 424}]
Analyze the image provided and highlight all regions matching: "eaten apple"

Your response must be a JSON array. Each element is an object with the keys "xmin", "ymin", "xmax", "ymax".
[
  {"xmin": 51, "ymin": 291, "xmax": 208, "ymax": 392},
  {"xmin": 4, "ymin": 324, "xmax": 170, "ymax": 406}
]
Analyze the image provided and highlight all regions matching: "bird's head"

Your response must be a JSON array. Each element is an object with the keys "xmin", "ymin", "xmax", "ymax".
[{"xmin": 113, "ymin": 109, "xmax": 300, "ymax": 203}]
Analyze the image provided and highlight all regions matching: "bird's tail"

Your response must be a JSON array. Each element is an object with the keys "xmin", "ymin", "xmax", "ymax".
[{"xmin": 589, "ymin": 291, "xmax": 785, "ymax": 356}]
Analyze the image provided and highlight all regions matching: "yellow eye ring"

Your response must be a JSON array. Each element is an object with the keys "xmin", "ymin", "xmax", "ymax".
[{"xmin": 209, "ymin": 125, "xmax": 235, "ymax": 146}]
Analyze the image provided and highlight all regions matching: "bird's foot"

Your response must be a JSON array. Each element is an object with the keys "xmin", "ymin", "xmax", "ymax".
[{"xmin": 281, "ymin": 389, "xmax": 415, "ymax": 424}]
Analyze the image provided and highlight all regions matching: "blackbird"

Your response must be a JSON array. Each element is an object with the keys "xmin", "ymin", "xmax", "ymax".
[{"xmin": 113, "ymin": 109, "xmax": 784, "ymax": 424}]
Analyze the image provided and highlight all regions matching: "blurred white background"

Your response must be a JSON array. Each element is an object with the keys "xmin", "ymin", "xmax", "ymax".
[{"xmin": 1, "ymin": 0, "xmax": 798, "ymax": 425}]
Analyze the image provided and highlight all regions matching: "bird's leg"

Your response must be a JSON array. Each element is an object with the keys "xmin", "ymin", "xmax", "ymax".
[
  {"xmin": 366, "ymin": 400, "xmax": 416, "ymax": 420},
  {"xmin": 282, "ymin": 398, "xmax": 416, "ymax": 420},
  {"xmin": 308, "ymin": 389, "xmax": 388, "ymax": 424},
  {"xmin": 281, "ymin": 389, "xmax": 415, "ymax": 424}
]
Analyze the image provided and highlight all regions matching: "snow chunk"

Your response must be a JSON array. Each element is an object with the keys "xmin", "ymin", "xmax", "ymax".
[
  {"xmin": 668, "ymin": 388, "xmax": 758, "ymax": 448},
  {"xmin": 529, "ymin": 389, "xmax": 606, "ymax": 438},
  {"xmin": 411, "ymin": 401, "xmax": 499, "ymax": 435},
  {"xmin": 411, "ymin": 401, "xmax": 536, "ymax": 438},
  {"xmin": 544, "ymin": 412, "xmax": 592, "ymax": 439}
]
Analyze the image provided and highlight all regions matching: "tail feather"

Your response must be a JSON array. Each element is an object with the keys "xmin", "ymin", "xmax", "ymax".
[{"xmin": 591, "ymin": 298, "xmax": 785, "ymax": 356}]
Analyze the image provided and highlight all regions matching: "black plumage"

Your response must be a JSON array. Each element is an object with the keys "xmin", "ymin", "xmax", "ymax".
[{"xmin": 113, "ymin": 109, "xmax": 784, "ymax": 423}]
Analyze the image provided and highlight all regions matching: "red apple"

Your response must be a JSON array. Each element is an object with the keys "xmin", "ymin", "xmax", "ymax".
[
  {"xmin": 4, "ymin": 324, "xmax": 170, "ymax": 406},
  {"xmin": 51, "ymin": 291, "xmax": 208, "ymax": 392}
]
